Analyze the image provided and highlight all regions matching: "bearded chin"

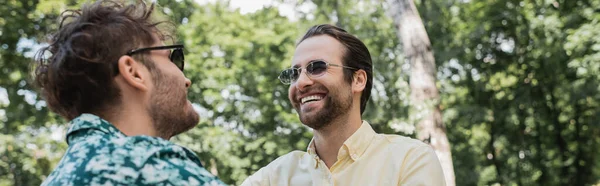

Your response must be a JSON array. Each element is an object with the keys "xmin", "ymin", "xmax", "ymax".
[
  {"xmin": 147, "ymin": 80, "xmax": 199, "ymax": 138},
  {"xmin": 148, "ymin": 100, "xmax": 198, "ymax": 139},
  {"xmin": 299, "ymin": 95, "xmax": 352, "ymax": 130}
]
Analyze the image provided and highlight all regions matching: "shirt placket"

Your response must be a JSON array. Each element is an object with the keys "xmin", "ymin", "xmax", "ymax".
[{"xmin": 313, "ymin": 154, "xmax": 334, "ymax": 186}]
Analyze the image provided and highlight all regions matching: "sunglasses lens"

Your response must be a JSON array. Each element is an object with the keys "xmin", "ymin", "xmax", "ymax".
[
  {"xmin": 279, "ymin": 69, "xmax": 297, "ymax": 84},
  {"xmin": 307, "ymin": 61, "xmax": 328, "ymax": 77},
  {"xmin": 170, "ymin": 48, "xmax": 184, "ymax": 71}
]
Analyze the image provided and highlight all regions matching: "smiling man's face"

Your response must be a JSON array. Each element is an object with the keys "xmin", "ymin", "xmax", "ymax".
[{"xmin": 288, "ymin": 35, "xmax": 354, "ymax": 130}]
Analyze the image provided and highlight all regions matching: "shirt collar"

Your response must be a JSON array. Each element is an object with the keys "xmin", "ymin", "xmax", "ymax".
[
  {"xmin": 307, "ymin": 138, "xmax": 317, "ymax": 155},
  {"xmin": 306, "ymin": 121, "xmax": 376, "ymax": 161},
  {"xmin": 66, "ymin": 113, "xmax": 127, "ymax": 145}
]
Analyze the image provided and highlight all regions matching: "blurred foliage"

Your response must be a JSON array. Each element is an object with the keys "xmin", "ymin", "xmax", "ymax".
[
  {"xmin": 419, "ymin": 0, "xmax": 600, "ymax": 185},
  {"xmin": 0, "ymin": 0, "xmax": 598, "ymax": 185}
]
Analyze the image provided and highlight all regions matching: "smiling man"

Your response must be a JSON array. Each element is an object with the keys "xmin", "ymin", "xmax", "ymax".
[
  {"xmin": 242, "ymin": 24, "xmax": 446, "ymax": 186},
  {"xmin": 35, "ymin": 0, "xmax": 223, "ymax": 185}
]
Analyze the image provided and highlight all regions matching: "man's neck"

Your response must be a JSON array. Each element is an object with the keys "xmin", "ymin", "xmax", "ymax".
[
  {"xmin": 313, "ymin": 112, "xmax": 362, "ymax": 169},
  {"xmin": 104, "ymin": 104, "xmax": 162, "ymax": 139}
]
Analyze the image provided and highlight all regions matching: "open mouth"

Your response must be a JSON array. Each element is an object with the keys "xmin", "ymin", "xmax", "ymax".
[{"xmin": 301, "ymin": 94, "xmax": 324, "ymax": 104}]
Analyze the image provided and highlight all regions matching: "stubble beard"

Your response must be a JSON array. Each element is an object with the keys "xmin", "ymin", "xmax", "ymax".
[
  {"xmin": 298, "ymin": 88, "xmax": 353, "ymax": 130},
  {"xmin": 148, "ymin": 70, "xmax": 199, "ymax": 139}
]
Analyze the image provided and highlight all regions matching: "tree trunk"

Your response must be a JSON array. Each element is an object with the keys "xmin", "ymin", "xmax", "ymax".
[{"xmin": 385, "ymin": 0, "xmax": 455, "ymax": 185}]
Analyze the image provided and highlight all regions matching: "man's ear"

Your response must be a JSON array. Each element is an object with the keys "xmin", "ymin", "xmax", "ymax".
[
  {"xmin": 116, "ymin": 56, "xmax": 150, "ymax": 92},
  {"xmin": 352, "ymin": 69, "xmax": 367, "ymax": 93}
]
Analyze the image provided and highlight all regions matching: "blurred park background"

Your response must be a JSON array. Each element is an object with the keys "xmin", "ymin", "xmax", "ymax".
[{"xmin": 1, "ymin": 0, "xmax": 600, "ymax": 185}]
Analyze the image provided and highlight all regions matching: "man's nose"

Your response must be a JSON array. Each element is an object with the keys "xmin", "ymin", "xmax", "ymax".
[
  {"xmin": 294, "ymin": 70, "xmax": 313, "ymax": 91},
  {"xmin": 185, "ymin": 78, "xmax": 192, "ymax": 88}
]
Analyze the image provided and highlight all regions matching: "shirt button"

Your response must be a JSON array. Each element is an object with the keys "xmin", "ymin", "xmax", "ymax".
[{"xmin": 351, "ymin": 154, "xmax": 358, "ymax": 159}]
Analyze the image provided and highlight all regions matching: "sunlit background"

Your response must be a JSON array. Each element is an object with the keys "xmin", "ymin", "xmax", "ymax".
[{"xmin": 1, "ymin": 0, "xmax": 599, "ymax": 185}]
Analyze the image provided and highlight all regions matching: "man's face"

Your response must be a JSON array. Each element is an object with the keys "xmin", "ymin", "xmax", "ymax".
[
  {"xmin": 145, "ymin": 45, "xmax": 199, "ymax": 138},
  {"xmin": 288, "ymin": 35, "xmax": 353, "ymax": 130}
]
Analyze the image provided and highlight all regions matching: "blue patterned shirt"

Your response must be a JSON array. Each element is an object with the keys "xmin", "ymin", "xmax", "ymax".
[{"xmin": 41, "ymin": 114, "xmax": 224, "ymax": 186}]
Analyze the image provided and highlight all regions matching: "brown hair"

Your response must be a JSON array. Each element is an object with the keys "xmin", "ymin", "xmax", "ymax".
[
  {"xmin": 34, "ymin": 0, "xmax": 171, "ymax": 120},
  {"xmin": 298, "ymin": 24, "xmax": 373, "ymax": 115}
]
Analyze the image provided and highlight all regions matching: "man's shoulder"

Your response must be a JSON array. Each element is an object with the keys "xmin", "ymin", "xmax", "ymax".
[
  {"xmin": 41, "ymin": 136, "xmax": 147, "ymax": 185},
  {"xmin": 373, "ymin": 134, "xmax": 445, "ymax": 185},
  {"xmin": 94, "ymin": 135, "xmax": 201, "ymax": 167},
  {"xmin": 242, "ymin": 150, "xmax": 309, "ymax": 185},
  {"xmin": 263, "ymin": 150, "xmax": 310, "ymax": 169},
  {"xmin": 42, "ymin": 135, "xmax": 203, "ymax": 185},
  {"xmin": 125, "ymin": 135, "xmax": 185, "ymax": 153},
  {"xmin": 79, "ymin": 134, "xmax": 185, "ymax": 159},
  {"xmin": 274, "ymin": 150, "xmax": 308, "ymax": 162},
  {"xmin": 96, "ymin": 136, "xmax": 223, "ymax": 185},
  {"xmin": 376, "ymin": 133, "xmax": 432, "ymax": 150}
]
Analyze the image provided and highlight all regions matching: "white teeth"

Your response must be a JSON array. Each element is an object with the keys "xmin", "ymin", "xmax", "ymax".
[{"xmin": 301, "ymin": 95, "xmax": 323, "ymax": 104}]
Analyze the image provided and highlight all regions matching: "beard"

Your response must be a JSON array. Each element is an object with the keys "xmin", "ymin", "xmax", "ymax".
[
  {"xmin": 297, "ymin": 85, "xmax": 353, "ymax": 130},
  {"xmin": 147, "ymin": 70, "xmax": 199, "ymax": 139}
]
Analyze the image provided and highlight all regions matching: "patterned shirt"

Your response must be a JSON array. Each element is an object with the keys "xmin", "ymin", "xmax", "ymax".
[{"xmin": 41, "ymin": 114, "xmax": 225, "ymax": 186}]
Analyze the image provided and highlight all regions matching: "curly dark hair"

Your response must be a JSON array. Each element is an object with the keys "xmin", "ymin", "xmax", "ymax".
[
  {"xmin": 298, "ymin": 24, "xmax": 373, "ymax": 115},
  {"xmin": 34, "ymin": 0, "xmax": 172, "ymax": 120}
]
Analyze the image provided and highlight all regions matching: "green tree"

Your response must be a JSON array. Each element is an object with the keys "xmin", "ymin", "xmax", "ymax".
[
  {"xmin": 418, "ymin": 0, "xmax": 600, "ymax": 185},
  {"xmin": 385, "ymin": 0, "xmax": 455, "ymax": 185},
  {"xmin": 0, "ymin": 0, "xmax": 76, "ymax": 185}
]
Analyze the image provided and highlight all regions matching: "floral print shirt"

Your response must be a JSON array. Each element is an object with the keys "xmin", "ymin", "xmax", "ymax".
[{"xmin": 41, "ymin": 114, "xmax": 224, "ymax": 186}]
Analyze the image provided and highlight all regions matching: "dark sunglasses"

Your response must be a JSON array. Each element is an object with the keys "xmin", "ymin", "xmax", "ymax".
[
  {"xmin": 278, "ymin": 60, "xmax": 358, "ymax": 84},
  {"xmin": 126, "ymin": 44, "xmax": 185, "ymax": 71}
]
